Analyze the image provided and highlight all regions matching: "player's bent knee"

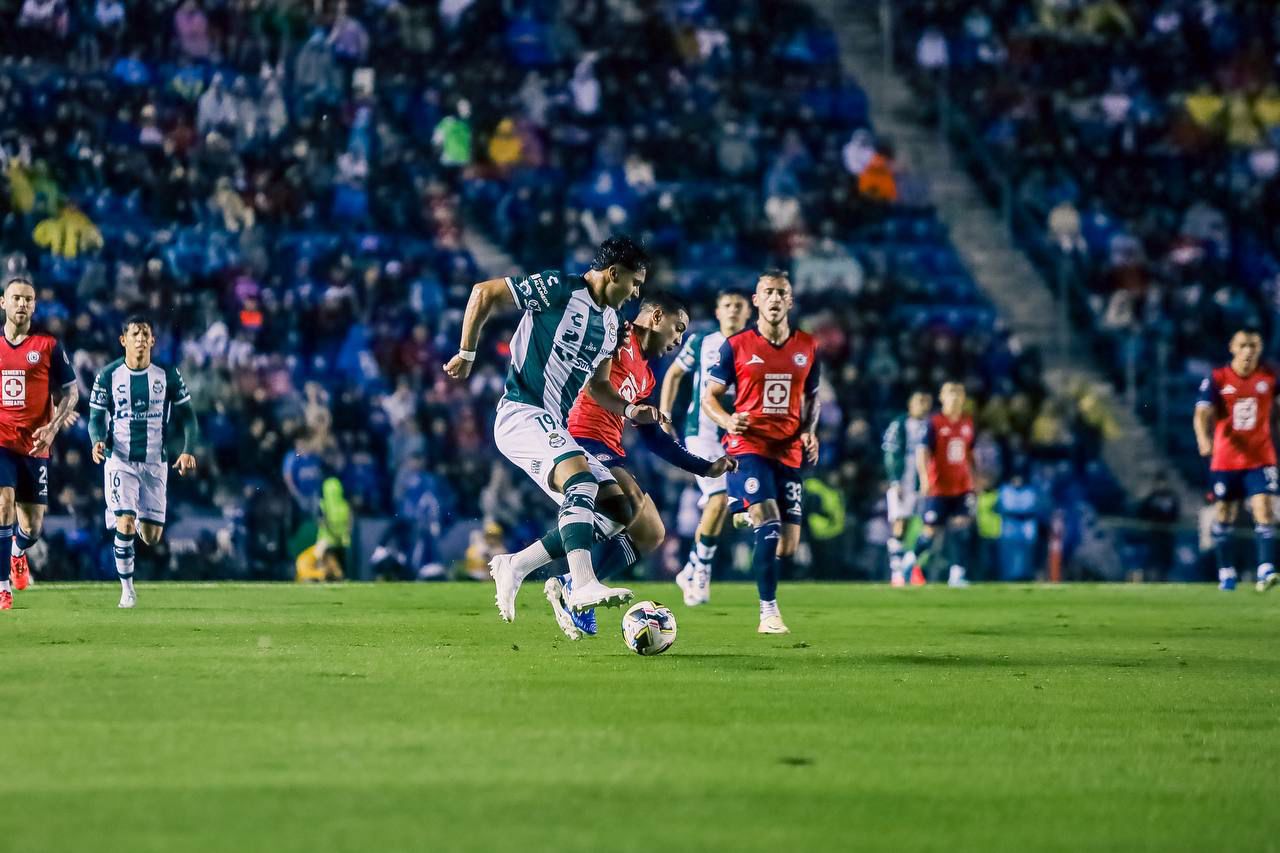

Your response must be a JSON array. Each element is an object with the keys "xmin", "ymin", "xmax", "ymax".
[
  {"xmin": 116, "ymin": 515, "xmax": 137, "ymax": 536},
  {"xmin": 138, "ymin": 524, "xmax": 163, "ymax": 546}
]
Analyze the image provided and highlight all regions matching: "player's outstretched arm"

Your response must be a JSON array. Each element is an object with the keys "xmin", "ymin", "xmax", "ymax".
[
  {"xmin": 587, "ymin": 360, "xmax": 662, "ymax": 424},
  {"xmin": 443, "ymin": 278, "xmax": 517, "ymax": 380},
  {"xmin": 657, "ymin": 358, "xmax": 689, "ymax": 436}
]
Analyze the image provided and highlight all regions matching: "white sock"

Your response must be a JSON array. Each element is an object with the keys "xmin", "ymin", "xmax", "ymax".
[
  {"xmin": 120, "ymin": 575, "xmax": 135, "ymax": 594},
  {"xmin": 759, "ymin": 599, "xmax": 779, "ymax": 619},
  {"xmin": 694, "ymin": 539, "xmax": 717, "ymax": 564},
  {"xmin": 1259, "ymin": 562, "xmax": 1275, "ymax": 577},
  {"xmin": 949, "ymin": 565, "xmax": 966, "ymax": 580},
  {"xmin": 1219, "ymin": 567, "xmax": 1238, "ymax": 581},
  {"xmin": 901, "ymin": 551, "xmax": 916, "ymax": 569},
  {"xmin": 509, "ymin": 540, "xmax": 551, "ymax": 579},
  {"xmin": 567, "ymin": 549, "xmax": 597, "ymax": 589}
]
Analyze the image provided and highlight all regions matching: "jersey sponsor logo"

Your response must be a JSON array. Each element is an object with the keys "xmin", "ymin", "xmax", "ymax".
[
  {"xmin": 746, "ymin": 354, "xmax": 765, "ymax": 366},
  {"xmin": 793, "ymin": 352, "xmax": 808, "ymax": 367},
  {"xmin": 1221, "ymin": 384, "xmax": 1237, "ymax": 394},
  {"xmin": 745, "ymin": 477, "xmax": 760, "ymax": 495},
  {"xmin": 1233, "ymin": 398, "xmax": 1258, "ymax": 430},
  {"xmin": 25, "ymin": 351, "xmax": 39, "ymax": 365},
  {"xmin": 763, "ymin": 373, "xmax": 792, "ymax": 414},
  {"xmin": 2, "ymin": 370, "xmax": 25, "ymax": 407},
  {"xmin": 516, "ymin": 279, "xmax": 533, "ymax": 296}
]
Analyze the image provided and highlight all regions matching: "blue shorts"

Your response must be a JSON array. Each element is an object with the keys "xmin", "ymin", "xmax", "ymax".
[
  {"xmin": 1210, "ymin": 466, "xmax": 1279, "ymax": 502},
  {"xmin": 0, "ymin": 447, "xmax": 49, "ymax": 505},
  {"xmin": 922, "ymin": 493, "xmax": 975, "ymax": 526},
  {"xmin": 727, "ymin": 454, "xmax": 803, "ymax": 523},
  {"xmin": 575, "ymin": 437, "xmax": 627, "ymax": 471}
]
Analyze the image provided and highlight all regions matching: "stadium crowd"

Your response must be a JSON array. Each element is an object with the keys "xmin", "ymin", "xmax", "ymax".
[{"xmin": 0, "ymin": 0, "xmax": 1122, "ymax": 582}]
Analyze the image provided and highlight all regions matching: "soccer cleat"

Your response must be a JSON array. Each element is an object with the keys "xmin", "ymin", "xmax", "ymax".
[
  {"xmin": 1256, "ymin": 568, "xmax": 1278, "ymax": 593},
  {"xmin": 542, "ymin": 576, "xmax": 580, "ymax": 641},
  {"xmin": 757, "ymin": 614, "xmax": 790, "ymax": 634},
  {"xmin": 559, "ymin": 575, "xmax": 597, "ymax": 635},
  {"xmin": 489, "ymin": 553, "xmax": 523, "ymax": 622},
  {"xmin": 0, "ymin": 590, "xmax": 11, "ymax": 610},
  {"xmin": 890, "ymin": 571, "xmax": 906, "ymax": 588},
  {"xmin": 947, "ymin": 566, "xmax": 971, "ymax": 588},
  {"xmin": 118, "ymin": 590, "xmax": 136, "ymax": 609},
  {"xmin": 909, "ymin": 564, "xmax": 927, "ymax": 586},
  {"xmin": 10, "ymin": 553, "xmax": 29, "ymax": 591},
  {"xmin": 565, "ymin": 580, "xmax": 632, "ymax": 612},
  {"xmin": 1219, "ymin": 569, "xmax": 1238, "ymax": 591},
  {"xmin": 675, "ymin": 564, "xmax": 699, "ymax": 607}
]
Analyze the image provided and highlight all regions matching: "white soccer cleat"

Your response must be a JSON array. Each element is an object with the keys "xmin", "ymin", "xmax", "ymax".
[
  {"xmin": 118, "ymin": 590, "xmax": 136, "ymax": 609},
  {"xmin": 542, "ymin": 577, "xmax": 581, "ymax": 641},
  {"xmin": 1257, "ymin": 569, "xmax": 1279, "ymax": 593},
  {"xmin": 757, "ymin": 614, "xmax": 789, "ymax": 634},
  {"xmin": 948, "ymin": 566, "xmax": 971, "ymax": 588},
  {"xmin": 565, "ymin": 580, "xmax": 632, "ymax": 612},
  {"xmin": 489, "ymin": 553, "xmax": 523, "ymax": 622},
  {"xmin": 675, "ymin": 564, "xmax": 699, "ymax": 607}
]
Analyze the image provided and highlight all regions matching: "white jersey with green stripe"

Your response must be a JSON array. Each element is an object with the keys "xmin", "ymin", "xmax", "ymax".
[
  {"xmin": 89, "ymin": 358, "xmax": 191, "ymax": 463},
  {"xmin": 501, "ymin": 270, "xmax": 620, "ymax": 425},
  {"xmin": 676, "ymin": 329, "xmax": 733, "ymax": 441}
]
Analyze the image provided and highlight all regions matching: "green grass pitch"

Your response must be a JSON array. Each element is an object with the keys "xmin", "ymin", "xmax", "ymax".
[{"xmin": 1, "ymin": 582, "xmax": 1277, "ymax": 853}]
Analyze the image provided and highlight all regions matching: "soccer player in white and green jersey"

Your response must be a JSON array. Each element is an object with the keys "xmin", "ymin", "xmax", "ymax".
[
  {"xmin": 444, "ymin": 236, "xmax": 659, "ymax": 620},
  {"xmin": 882, "ymin": 390, "xmax": 932, "ymax": 587},
  {"xmin": 89, "ymin": 315, "xmax": 199, "ymax": 608},
  {"xmin": 659, "ymin": 290, "xmax": 749, "ymax": 606}
]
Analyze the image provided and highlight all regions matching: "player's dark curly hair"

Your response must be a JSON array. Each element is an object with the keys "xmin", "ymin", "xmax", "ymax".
[
  {"xmin": 639, "ymin": 292, "xmax": 688, "ymax": 319},
  {"xmin": 591, "ymin": 235, "xmax": 650, "ymax": 273},
  {"xmin": 121, "ymin": 313, "xmax": 153, "ymax": 334}
]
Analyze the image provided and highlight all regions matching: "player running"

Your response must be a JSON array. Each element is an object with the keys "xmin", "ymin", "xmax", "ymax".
[
  {"xmin": 0, "ymin": 273, "xmax": 79, "ymax": 610},
  {"xmin": 532, "ymin": 293, "xmax": 738, "ymax": 639},
  {"xmin": 912, "ymin": 382, "xmax": 975, "ymax": 588},
  {"xmin": 659, "ymin": 290, "xmax": 750, "ymax": 606},
  {"xmin": 443, "ymin": 236, "xmax": 652, "ymax": 621},
  {"xmin": 1193, "ymin": 328, "xmax": 1279, "ymax": 592},
  {"xmin": 882, "ymin": 390, "xmax": 933, "ymax": 587},
  {"xmin": 89, "ymin": 315, "xmax": 200, "ymax": 608},
  {"xmin": 703, "ymin": 271, "xmax": 820, "ymax": 635}
]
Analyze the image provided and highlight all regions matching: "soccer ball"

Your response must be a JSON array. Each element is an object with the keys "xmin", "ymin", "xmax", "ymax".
[{"xmin": 621, "ymin": 600, "xmax": 677, "ymax": 656}]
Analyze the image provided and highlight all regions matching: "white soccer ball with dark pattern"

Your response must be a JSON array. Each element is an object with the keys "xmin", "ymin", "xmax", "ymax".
[{"xmin": 621, "ymin": 600, "xmax": 677, "ymax": 655}]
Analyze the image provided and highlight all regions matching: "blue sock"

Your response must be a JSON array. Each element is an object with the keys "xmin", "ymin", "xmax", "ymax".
[
  {"xmin": 13, "ymin": 525, "xmax": 37, "ymax": 556},
  {"xmin": 752, "ymin": 520, "xmax": 781, "ymax": 601},
  {"xmin": 948, "ymin": 526, "xmax": 973, "ymax": 571},
  {"xmin": 915, "ymin": 532, "xmax": 934, "ymax": 559},
  {"xmin": 593, "ymin": 532, "xmax": 639, "ymax": 581},
  {"xmin": 1254, "ymin": 524, "xmax": 1274, "ymax": 573},
  {"xmin": 1211, "ymin": 522, "xmax": 1233, "ymax": 574}
]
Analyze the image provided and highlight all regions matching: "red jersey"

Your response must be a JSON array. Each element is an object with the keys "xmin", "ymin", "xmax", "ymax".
[
  {"xmin": 709, "ymin": 328, "xmax": 819, "ymax": 468},
  {"xmin": 0, "ymin": 331, "xmax": 76, "ymax": 458},
  {"xmin": 923, "ymin": 413, "xmax": 975, "ymax": 497},
  {"xmin": 1198, "ymin": 364, "xmax": 1278, "ymax": 471},
  {"xmin": 567, "ymin": 335, "xmax": 654, "ymax": 456}
]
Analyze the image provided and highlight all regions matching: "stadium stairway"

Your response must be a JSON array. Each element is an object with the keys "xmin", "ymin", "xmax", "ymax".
[{"xmin": 811, "ymin": 0, "xmax": 1200, "ymax": 519}]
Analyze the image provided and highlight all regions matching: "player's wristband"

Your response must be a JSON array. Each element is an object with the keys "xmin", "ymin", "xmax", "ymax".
[
  {"xmin": 624, "ymin": 404, "xmax": 639, "ymax": 420},
  {"xmin": 457, "ymin": 349, "xmax": 476, "ymax": 362}
]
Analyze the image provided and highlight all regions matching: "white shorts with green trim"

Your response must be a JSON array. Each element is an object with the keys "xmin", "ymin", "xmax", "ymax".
[
  {"xmin": 493, "ymin": 399, "xmax": 615, "ymax": 503},
  {"xmin": 686, "ymin": 433, "xmax": 728, "ymax": 506},
  {"xmin": 104, "ymin": 454, "xmax": 168, "ymax": 529}
]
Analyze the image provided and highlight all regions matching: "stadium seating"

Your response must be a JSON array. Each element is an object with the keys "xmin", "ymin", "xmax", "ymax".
[{"xmin": 0, "ymin": 0, "xmax": 1117, "ymax": 581}]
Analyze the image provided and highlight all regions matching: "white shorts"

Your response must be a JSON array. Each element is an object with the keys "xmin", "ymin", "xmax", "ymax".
[
  {"xmin": 886, "ymin": 482, "xmax": 917, "ymax": 523},
  {"xmin": 686, "ymin": 433, "xmax": 728, "ymax": 506},
  {"xmin": 494, "ymin": 399, "xmax": 615, "ymax": 503},
  {"xmin": 104, "ymin": 454, "xmax": 168, "ymax": 529}
]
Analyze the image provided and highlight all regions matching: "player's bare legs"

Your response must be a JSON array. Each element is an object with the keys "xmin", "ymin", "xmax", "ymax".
[
  {"xmin": 748, "ymin": 499, "xmax": 788, "ymax": 634},
  {"xmin": 490, "ymin": 454, "xmax": 632, "ymax": 623},
  {"xmin": 945, "ymin": 516, "xmax": 973, "ymax": 587},
  {"xmin": 0, "ymin": 488, "xmax": 14, "ymax": 608},
  {"xmin": 678, "ymin": 492, "xmax": 728, "ymax": 606},
  {"xmin": 10, "ymin": 502, "xmax": 45, "ymax": 591}
]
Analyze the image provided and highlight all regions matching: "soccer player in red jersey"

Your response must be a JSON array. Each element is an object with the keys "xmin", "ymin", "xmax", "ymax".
[
  {"xmin": 1193, "ymin": 328, "xmax": 1279, "ymax": 592},
  {"xmin": 505, "ymin": 294, "xmax": 737, "ymax": 640},
  {"xmin": 0, "ymin": 273, "xmax": 79, "ymax": 610},
  {"xmin": 704, "ymin": 271, "xmax": 820, "ymax": 634},
  {"xmin": 913, "ymin": 382, "xmax": 976, "ymax": 588}
]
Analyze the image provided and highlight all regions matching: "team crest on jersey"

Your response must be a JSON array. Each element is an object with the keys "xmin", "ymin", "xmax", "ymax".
[
  {"xmin": 793, "ymin": 353, "xmax": 808, "ymax": 367},
  {"xmin": 745, "ymin": 477, "xmax": 760, "ymax": 495},
  {"xmin": 1259, "ymin": 381, "xmax": 1269, "ymax": 393},
  {"xmin": 25, "ymin": 351, "xmax": 39, "ymax": 365},
  {"xmin": 547, "ymin": 432, "xmax": 566, "ymax": 449}
]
